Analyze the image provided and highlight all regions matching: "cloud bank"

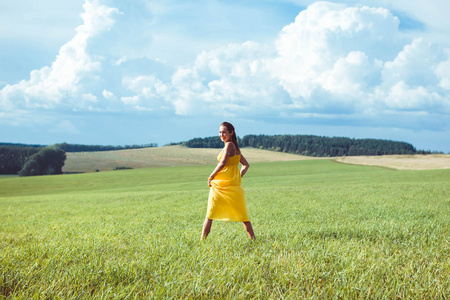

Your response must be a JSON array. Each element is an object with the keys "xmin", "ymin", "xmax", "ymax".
[{"xmin": 1, "ymin": 1, "xmax": 449, "ymax": 132}]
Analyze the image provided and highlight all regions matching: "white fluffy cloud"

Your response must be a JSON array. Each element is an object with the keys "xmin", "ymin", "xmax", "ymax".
[
  {"xmin": 164, "ymin": 1, "xmax": 449, "ymax": 117},
  {"xmin": 1, "ymin": 1, "xmax": 449, "ymax": 127},
  {"xmin": 120, "ymin": 75, "xmax": 169, "ymax": 111},
  {"xmin": 435, "ymin": 56, "xmax": 450, "ymax": 90},
  {"xmin": 0, "ymin": 0, "xmax": 119, "ymax": 110},
  {"xmin": 102, "ymin": 89, "xmax": 116, "ymax": 101},
  {"xmin": 384, "ymin": 81, "xmax": 442, "ymax": 110},
  {"xmin": 168, "ymin": 41, "xmax": 283, "ymax": 116},
  {"xmin": 270, "ymin": 3, "xmax": 400, "ymax": 99},
  {"xmin": 266, "ymin": 2, "xmax": 448, "ymax": 114},
  {"xmin": 318, "ymin": 51, "xmax": 381, "ymax": 96}
]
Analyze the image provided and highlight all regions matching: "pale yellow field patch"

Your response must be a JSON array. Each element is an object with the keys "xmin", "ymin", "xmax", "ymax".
[
  {"xmin": 63, "ymin": 145, "xmax": 312, "ymax": 173},
  {"xmin": 333, "ymin": 154, "xmax": 450, "ymax": 170}
]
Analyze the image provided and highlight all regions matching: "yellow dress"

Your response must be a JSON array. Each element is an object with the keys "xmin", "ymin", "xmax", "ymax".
[{"xmin": 206, "ymin": 151, "xmax": 249, "ymax": 222}]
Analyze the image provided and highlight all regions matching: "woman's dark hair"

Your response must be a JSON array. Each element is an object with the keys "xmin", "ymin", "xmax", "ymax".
[{"xmin": 220, "ymin": 121, "xmax": 240, "ymax": 154}]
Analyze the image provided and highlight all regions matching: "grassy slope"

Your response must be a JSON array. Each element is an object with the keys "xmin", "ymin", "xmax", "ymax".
[
  {"xmin": 1, "ymin": 160, "xmax": 450, "ymax": 298},
  {"xmin": 63, "ymin": 145, "xmax": 313, "ymax": 173}
]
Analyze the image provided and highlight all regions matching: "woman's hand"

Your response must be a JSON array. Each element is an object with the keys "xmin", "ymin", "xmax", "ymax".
[{"xmin": 208, "ymin": 177, "xmax": 212, "ymax": 187}]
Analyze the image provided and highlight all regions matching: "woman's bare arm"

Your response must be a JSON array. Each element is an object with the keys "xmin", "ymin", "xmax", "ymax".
[{"xmin": 239, "ymin": 154, "xmax": 249, "ymax": 178}]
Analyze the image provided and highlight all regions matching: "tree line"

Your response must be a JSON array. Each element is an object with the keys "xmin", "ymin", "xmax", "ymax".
[
  {"xmin": 0, "ymin": 142, "xmax": 158, "ymax": 153},
  {"xmin": 179, "ymin": 137, "xmax": 225, "ymax": 148},
  {"xmin": 178, "ymin": 134, "xmax": 422, "ymax": 157},
  {"xmin": 54, "ymin": 142, "xmax": 158, "ymax": 152},
  {"xmin": 0, "ymin": 146, "xmax": 40, "ymax": 174}
]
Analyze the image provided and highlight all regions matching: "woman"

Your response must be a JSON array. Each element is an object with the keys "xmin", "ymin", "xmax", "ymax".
[{"xmin": 201, "ymin": 122, "xmax": 255, "ymax": 240}]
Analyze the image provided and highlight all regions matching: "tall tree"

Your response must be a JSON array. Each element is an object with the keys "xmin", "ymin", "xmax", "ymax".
[{"xmin": 19, "ymin": 146, "xmax": 66, "ymax": 177}]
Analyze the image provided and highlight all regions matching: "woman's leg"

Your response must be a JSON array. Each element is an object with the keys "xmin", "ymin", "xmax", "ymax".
[
  {"xmin": 243, "ymin": 221, "xmax": 255, "ymax": 239},
  {"xmin": 201, "ymin": 218, "xmax": 213, "ymax": 240}
]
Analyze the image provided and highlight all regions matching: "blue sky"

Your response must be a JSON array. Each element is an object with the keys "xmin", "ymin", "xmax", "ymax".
[{"xmin": 1, "ymin": 0, "xmax": 449, "ymax": 152}]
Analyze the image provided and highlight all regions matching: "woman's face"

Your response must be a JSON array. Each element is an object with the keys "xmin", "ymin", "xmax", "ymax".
[{"xmin": 219, "ymin": 126, "xmax": 233, "ymax": 143}]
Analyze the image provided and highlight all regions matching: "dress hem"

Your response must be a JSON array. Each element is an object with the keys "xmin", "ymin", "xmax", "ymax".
[{"xmin": 206, "ymin": 216, "xmax": 250, "ymax": 222}]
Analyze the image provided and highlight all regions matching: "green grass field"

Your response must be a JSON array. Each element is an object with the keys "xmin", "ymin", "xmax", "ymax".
[{"xmin": 1, "ymin": 160, "xmax": 449, "ymax": 298}]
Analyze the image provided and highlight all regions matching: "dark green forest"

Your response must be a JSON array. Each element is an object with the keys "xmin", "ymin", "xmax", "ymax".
[
  {"xmin": 0, "ymin": 146, "xmax": 40, "ymax": 174},
  {"xmin": 179, "ymin": 134, "xmax": 424, "ymax": 157}
]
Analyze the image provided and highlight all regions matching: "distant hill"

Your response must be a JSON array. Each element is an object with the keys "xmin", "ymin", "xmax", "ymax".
[
  {"xmin": 63, "ymin": 145, "xmax": 312, "ymax": 173},
  {"xmin": 177, "ymin": 134, "xmax": 421, "ymax": 157}
]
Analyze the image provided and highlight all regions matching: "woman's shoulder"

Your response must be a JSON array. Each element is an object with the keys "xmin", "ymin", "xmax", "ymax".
[
  {"xmin": 224, "ymin": 142, "xmax": 237, "ymax": 155},
  {"xmin": 225, "ymin": 141, "xmax": 236, "ymax": 149}
]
